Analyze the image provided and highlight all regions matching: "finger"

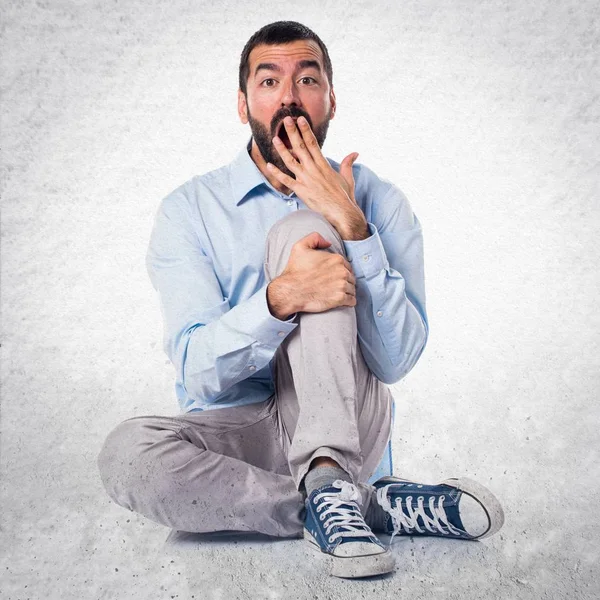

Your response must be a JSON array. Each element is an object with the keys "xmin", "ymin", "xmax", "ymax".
[
  {"xmin": 296, "ymin": 116, "xmax": 331, "ymax": 170},
  {"xmin": 340, "ymin": 152, "xmax": 358, "ymax": 189},
  {"xmin": 272, "ymin": 135, "xmax": 304, "ymax": 175},
  {"xmin": 340, "ymin": 263, "xmax": 355, "ymax": 285},
  {"xmin": 283, "ymin": 116, "xmax": 313, "ymax": 164},
  {"xmin": 345, "ymin": 289, "xmax": 357, "ymax": 307},
  {"xmin": 266, "ymin": 161, "xmax": 298, "ymax": 191},
  {"xmin": 342, "ymin": 257, "xmax": 354, "ymax": 273}
]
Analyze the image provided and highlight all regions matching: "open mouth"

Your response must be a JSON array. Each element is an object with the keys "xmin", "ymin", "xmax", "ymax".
[{"xmin": 276, "ymin": 120, "xmax": 294, "ymax": 149}]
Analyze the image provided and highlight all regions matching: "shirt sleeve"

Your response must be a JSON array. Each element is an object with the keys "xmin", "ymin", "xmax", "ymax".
[
  {"xmin": 145, "ymin": 192, "xmax": 298, "ymax": 406},
  {"xmin": 342, "ymin": 184, "xmax": 429, "ymax": 385}
]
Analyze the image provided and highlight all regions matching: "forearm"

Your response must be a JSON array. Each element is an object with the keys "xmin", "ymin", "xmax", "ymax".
[
  {"xmin": 167, "ymin": 286, "xmax": 298, "ymax": 404},
  {"xmin": 343, "ymin": 221, "xmax": 428, "ymax": 384},
  {"xmin": 354, "ymin": 273, "xmax": 428, "ymax": 384}
]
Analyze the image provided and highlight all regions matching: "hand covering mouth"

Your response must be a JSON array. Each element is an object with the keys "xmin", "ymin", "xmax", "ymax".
[{"xmin": 276, "ymin": 119, "xmax": 294, "ymax": 149}]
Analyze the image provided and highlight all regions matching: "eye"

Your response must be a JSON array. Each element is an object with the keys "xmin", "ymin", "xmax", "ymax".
[
  {"xmin": 262, "ymin": 78, "xmax": 276, "ymax": 87},
  {"xmin": 300, "ymin": 77, "xmax": 317, "ymax": 85}
]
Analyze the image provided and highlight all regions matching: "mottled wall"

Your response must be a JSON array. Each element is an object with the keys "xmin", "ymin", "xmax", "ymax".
[{"xmin": 1, "ymin": 1, "xmax": 598, "ymax": 598}]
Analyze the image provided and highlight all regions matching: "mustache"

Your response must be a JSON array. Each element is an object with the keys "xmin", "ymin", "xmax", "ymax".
[{"xmin": 271, "ymin": 108, "xmax": 313, "ymax": 134}]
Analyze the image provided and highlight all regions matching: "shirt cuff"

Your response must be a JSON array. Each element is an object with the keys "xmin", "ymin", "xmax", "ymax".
[
  {"xmin": 342, "ymin": 222, "xmax": 389, "ymax": 279},
  {"xmin": 226, "ymin": 285, "xmax": 299, "ymax": 350}
]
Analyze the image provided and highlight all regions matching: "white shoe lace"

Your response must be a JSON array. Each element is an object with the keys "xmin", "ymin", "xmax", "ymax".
[
  {"xmin": 313, "ymin": 479, "xmax": 374, "ymax": 544},
  {"xmin": 376, "ymin": 485, "xmax": 465, "ymax": 546}
]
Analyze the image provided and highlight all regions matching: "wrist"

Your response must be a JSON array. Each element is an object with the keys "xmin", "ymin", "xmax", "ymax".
[
  {"xmin": 335, "ymin": 211, "xmax": 370, "ymax": 241},
  {"xmin": 267, "ymin": 276, "xmax": 297, "ymax": 321},
  {"xmin": 339, "ymin": 222, "xmax": 370, "ymax": 241}
]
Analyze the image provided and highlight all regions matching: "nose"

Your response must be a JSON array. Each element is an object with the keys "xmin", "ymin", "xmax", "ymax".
[{"xmin": 280, "ymin": 79, "xmax": 302, "ymax": 108}]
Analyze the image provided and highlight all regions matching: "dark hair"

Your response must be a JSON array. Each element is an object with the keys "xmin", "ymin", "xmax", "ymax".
[{"xmin": 238, "ymin": 21, "xmax": 333, "ymax": 96}]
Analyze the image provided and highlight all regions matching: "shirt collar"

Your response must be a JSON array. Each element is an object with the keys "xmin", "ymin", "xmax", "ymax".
[
  {"xmin": 229, "ymin": 137, "xmax": 271, "ymax": 206},
  {"xmin": 229, "ymin": 136, "xmax": 338, "ymax": 206}
]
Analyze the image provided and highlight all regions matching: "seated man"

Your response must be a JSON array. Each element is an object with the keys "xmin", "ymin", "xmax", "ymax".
[{"xmin": 97, "ymin": 20, "xmax": 504, "ymax": 579}]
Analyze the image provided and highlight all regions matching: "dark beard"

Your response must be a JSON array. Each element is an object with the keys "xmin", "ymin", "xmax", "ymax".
[{"xmin": 247, "ymin": 105, "xmax": 332, "ymax": 180}]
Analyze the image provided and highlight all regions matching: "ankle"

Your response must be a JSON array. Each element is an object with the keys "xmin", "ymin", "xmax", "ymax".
[
  {"xmin": 303, "ymin": 465, "xmax": 352, "ymax": 498},
  {"xmin": 309, "ymin": 456, "xmax": 341, "ymax": 470}
]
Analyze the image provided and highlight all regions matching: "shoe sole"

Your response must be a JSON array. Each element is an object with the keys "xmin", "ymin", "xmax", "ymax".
[
  {"xmin": 376, "ymin": 476, "xmax": 505, "ymax": 540},
  {"xmin": 304, "ymin": 528, "xmax": 396, "ymax": 578}
]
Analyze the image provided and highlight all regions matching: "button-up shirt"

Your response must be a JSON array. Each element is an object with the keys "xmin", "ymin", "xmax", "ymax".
[{"xmin": 146, "ymin": 137, "xmax": 429, "ymax": 413}]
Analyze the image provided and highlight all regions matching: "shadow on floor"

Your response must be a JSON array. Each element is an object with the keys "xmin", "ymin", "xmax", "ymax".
[{"xmin": 164, "ymin": 529, "xmax": 303, "ymax": 548}]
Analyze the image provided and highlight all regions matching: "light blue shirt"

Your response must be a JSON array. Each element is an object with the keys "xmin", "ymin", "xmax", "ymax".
[{"xmin": 146, "ymin": 137, "xmax": 429, "ymax": 414}]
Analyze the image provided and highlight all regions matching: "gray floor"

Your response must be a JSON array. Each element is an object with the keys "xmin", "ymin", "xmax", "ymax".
[{"xmin": 2, "ymin": 1, "xmax": 599, "ymax": 598}]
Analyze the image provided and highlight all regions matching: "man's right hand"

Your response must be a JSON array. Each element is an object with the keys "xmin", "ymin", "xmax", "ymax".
[{"xmin": 268, "ymin": 232, "xmax": 356, "ymax": 318}]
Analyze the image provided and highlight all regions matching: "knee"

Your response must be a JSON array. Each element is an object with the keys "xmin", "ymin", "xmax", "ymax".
[
  {"xmin": 265, "ymin": 210, "xmax": 347, "ymax": 280},
  {"xmin": 97, "ymin": 416, "xmax": 168, "ymax": 501},
  {"xmin": 97, "ymin": 416, "xmax": 204, "ymax": 502},
  {"xmin": 97, "ymin": 418, "xmax": 138, "ymax": 494},
  {"xmin": 267, "ymin": 209, "xmax": 342, "ymax": 247}
]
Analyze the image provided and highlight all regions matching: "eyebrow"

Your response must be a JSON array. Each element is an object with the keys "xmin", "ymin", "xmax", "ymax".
[{"xmin": 254, "ymin": 59, "xmax": 322, "ymax": 78}]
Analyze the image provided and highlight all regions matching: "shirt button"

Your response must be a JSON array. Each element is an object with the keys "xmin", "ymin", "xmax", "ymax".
[
  {"xmin": 362, "ymin": 255, "xmax": 370, "ymax": 262},
  {"xmin": 287, "ymin": 200, "xmax": 294, "ymax": 206},
  {"xmin": 278, "ymin": 331, "xmax": 285, "ymax": 337},
  {"xmin": 248, "ymin": 365, "xmax": 256, "ymax": 371},
  {"xmin": 376, "ymin": 311, "xmax": 383, "ymax": 317}
]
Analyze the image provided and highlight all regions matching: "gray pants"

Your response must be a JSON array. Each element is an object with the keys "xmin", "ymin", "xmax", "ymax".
[{"xmin": 97, "ymin": 209, "xmax": 393, "ymax": 538}]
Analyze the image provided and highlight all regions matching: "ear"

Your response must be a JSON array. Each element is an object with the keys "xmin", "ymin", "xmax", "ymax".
[
  {"xmin": 329, "ymin": 87, "xmax": 336, "ymax": 120},
  {"xmin": 238, "ymin": 90, "xmax": 249, "ymax": 124}
]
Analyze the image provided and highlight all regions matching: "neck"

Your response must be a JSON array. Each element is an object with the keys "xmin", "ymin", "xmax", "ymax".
[{"xmin": 249, "ymin": 139, "xmax": 292, "ymax": 196}]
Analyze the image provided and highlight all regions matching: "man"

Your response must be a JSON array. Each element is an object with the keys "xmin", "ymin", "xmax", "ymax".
[{"xmin": 97, "ymin": 21, "xmax": 504, "ymax": 579}]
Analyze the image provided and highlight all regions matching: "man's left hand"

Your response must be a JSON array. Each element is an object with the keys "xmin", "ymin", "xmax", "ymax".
[{"xmin": 267, "ymin": 115, "xmax": 369, "ymax": 240}]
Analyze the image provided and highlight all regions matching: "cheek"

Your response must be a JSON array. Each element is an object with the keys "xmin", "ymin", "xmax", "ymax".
[
  {"xmin": 306, "ymin": 98, "xmax": 329, "ymax": 120},
  {"xmin": 250, "ymin": 92, "xmax": 276, "ymax": 110},
  {"xmin": 252, "ymin": 105, "xmax": 276, "ymax": 129}
]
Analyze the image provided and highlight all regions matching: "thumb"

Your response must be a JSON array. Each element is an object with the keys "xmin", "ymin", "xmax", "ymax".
[{"xmin": 340, "ymin": 152, "xmax": 359, "ymax": 189}]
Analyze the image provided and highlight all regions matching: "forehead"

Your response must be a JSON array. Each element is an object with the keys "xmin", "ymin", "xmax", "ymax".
[{"xmin": 248, "ymin": 39, "xmax": 324, "ymax": 71}]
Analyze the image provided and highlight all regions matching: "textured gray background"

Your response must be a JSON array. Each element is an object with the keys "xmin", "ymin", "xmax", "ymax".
[{"xmin": 1, "ymin": 0, "xmax": 599, "ymax": 598}]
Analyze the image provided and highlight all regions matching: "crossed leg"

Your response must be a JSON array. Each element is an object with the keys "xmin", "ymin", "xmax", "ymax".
[{"xmin": 97, "ymin": 209, "xmax": 393, "ymax": 538}]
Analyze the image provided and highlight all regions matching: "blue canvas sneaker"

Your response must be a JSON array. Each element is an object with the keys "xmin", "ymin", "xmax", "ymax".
[
  {"xmin": 304, "ymin": 479, "xmax": 396, "ymax": 578},
  {"xmin": 373, "ymin": 476, "xmax": 505, "ymax": 546}
]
